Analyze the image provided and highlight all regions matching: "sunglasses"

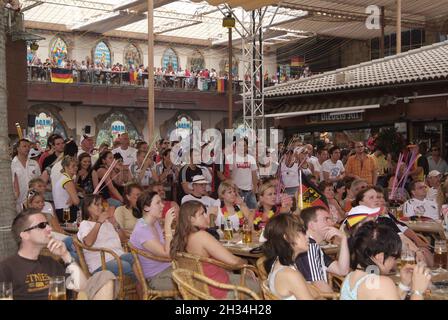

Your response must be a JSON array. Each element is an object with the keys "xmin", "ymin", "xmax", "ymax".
[{"xmin": 23, "ymin": 221, "xmax": 49, "ymax": 232}]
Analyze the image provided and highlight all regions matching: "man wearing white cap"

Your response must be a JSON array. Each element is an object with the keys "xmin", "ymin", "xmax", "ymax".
[
  {"xmin": 426, "ymin": 170, "xmax": 444, "ymax": 210},
  {"xmin": 181, "ymin": 175, "xmax": 220, "ymax": 209}
]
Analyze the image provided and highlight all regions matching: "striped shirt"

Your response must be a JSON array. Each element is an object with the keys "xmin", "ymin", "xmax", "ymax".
[{"xmin": 295, "ymin": 237, "xmax": 333, "ymax": 283}]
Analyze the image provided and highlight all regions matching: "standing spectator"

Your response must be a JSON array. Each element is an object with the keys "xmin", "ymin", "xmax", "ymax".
[
  {"xmin": 409, "ymin": 144, "xmax": 429, "ymax": 182},
  {"xmin": 129, "ymin": 150, "xmax": 158, "ymax": 188},
  {"xmin": 177, "ymin": 148, "xmax": 206, "ymax": 203},
  {"xmin": 296, "ymin": 206, "xmax": 350, "ymax": 293},
  {"xmin": 155, "ymin": 148, "xmax": 178, "ymax": 201},
  {"xmin": 322, "ymin": 146, "xmax": 345, "ymax": 184},
  {"xmin": 426, "ymin": 170, "xmax": 445, "ymax": 212},
  {"xmin": 12, "ymin": 139, "xmax": 41, "ymax": 212},
  {"xmin": 227, "ymin": 138, "xmax": 258, "ymax": 209},
  {"xmin": 345, "ymin": 141, "xmax": 378, "ymax": 185},
  {"xmin": 112, "ymin": 132, "xmax": 137, "ymax": 167},
  {"xmin": 427, "ymin": 146, "xmax": 448, "ymax": 175},
  {"xmin": 40, "ymin": 134, "xmax": 65, "ymax": 172},
  {"xmin": 311, "ymin": 148, "xmax": 329, "ymax": 183}
]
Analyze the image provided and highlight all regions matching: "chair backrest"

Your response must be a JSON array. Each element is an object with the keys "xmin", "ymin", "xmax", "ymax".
[
  {"xmin": 172, "ymin": 268, "xmax": 261, "ymax": 300},
  {"xmin": 127, "ymin": 242, "xmax": 177, "ymax": 300},
  {"xmin": 256, "ymin": 256, "xmax": 268, "ymax": 281},
  {"xmin": 72, "ymin": 236, "xmax": 126, "ymax": 299},
  {"xmin": 307, "ymin": 283, "xmax": 340, "ymax": 300},
  {"xmin": 261, "ymin": 280, "xmax": 278, "ymax": 300},
  {"xmin": 172, "ymin": 252, "xmax": 209, "ymax": 294}
]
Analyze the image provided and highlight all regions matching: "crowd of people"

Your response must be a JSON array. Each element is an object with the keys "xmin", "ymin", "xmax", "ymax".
[{"xmin": 1, "ymin": 128, "xmax": 448, "ymax": 300}]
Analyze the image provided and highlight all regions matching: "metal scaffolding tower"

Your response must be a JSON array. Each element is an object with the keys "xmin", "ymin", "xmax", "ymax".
[{"xmin": 241, "ymin": 8, "xmax": 265, "ymax": 132}]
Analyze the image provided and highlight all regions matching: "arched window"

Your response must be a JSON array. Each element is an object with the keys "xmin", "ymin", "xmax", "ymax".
[
  {"xmin": 124, "ymin": 43, "xmax": 143, "ymax": 68},
  {"xmin": 219, "ymin": 56, "xmax": 239, "ymax": 77},
  {"xmin": 162, "ymin": 48, "xmax": 179, "ymax": 72},
  {"xmin": 93, "ymin": 41, "xmax": 112, "ymax": 67},
  {"xmin": 29, "ymin": 112, "xmax": 67, "ymax": 149},
  {"xmin": 50, "ymin": 36, "xmax": 68, "ymax": 67},
  {"xmin": 96, "ymin": 112, "xmax": 142, "ymax": 147},
  {"xmin": 187, "ymin": 50, "xmax": 205, "ymax": 72}
]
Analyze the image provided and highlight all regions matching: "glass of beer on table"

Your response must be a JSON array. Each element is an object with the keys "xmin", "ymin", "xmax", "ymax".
[
  {"xmin": 0, "ymin": 282, "xmax": 13, "ymax": 300},
  {"xmin": 223, "ymin": 219, "xmax": 233, "ymax": 242},
  {"xmin": 434, "ymin": 240, "xmax": 447, "ymax": 270},
  {"xmin": 48, "ymin": 276, "xmax": 66, "ymax": 300}
]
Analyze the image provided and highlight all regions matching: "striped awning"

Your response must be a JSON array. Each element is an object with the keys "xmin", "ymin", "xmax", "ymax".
[{"xmin": 263, "ymin": 96, "xmax": 394, "ymax": 119}]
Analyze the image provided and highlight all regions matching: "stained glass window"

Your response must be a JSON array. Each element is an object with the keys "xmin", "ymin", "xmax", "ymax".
[
  {"xmin": 162, "ymin": 48, "xmax": 178, "ymax": 72},
  {"xmin": 188, "ymin": 50, "xmax": 205, "ymax": 72},
  {"xmin": 28, "ymin": 112, "xmax": 67, "ymax": 149},
  {"xmin": 124, "ymin": 43, "xmax": 142, "ymax": 68},
  {"xmin": 96, "ymin": 112, "xmax": 142, "ymax": 147},
  {"xmin": 50, "ymin": 37, "xmax": 68, "ymax": 67},
  {"xmin": 94, "ymin": 41, "xmax": 112, "ymax": 67}
]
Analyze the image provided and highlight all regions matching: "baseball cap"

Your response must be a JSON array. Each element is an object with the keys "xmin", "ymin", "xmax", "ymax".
[
  {"xmin": 191, "ymin": 175, "xmax": 208, "ymax": 184},
  {"xmin": 428, "ymin": 170, "xmax": 441, "ymax": 178},
  {"xmin": 28, "ymin": 148, "xmax": 41, "ymax": 159},
  {"xmin": 345, "ymin": 205, "xmax": 383, "ymax": 228}
]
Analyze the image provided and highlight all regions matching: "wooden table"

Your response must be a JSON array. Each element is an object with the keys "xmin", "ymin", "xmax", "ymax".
[{"xmin": 402, "ymin": 220, "xmax": 446, "ymax": 239}]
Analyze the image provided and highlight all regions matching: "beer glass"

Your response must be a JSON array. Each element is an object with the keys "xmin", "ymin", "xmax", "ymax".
[
  {"xmin": 401, "ymin": 249, "xmax": 416, "ymax": 267},
  {"xmin": 223, "ymin": 219, "xmax": 233, "ymax": 242},
  {"xmin": 434, "ymin": 240, "xmax": 447, "ymax": 270},
  {"xmin": 0, "ymin": 282, "xmax": 13, "ymax": 300},
  {"xmin": 63, "ymin": 208, "xmax": 70, "ymax": 225},
  {"xmin": 48, "ymin": 276, "xmax": 66, "ymax": 300},
  {"xmin": 242, "ymin": 222, "xmax": 252, "ymax": 245}
]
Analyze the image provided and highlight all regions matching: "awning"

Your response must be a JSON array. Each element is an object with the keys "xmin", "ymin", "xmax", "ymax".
[{"xmin": 262, "ymin": 96, "xmax": 394, "ymax": 119}]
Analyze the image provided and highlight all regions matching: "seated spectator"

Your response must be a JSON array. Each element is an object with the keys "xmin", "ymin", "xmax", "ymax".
[
  {"xmin": 215, "ymin": 180, "xmax": 253, "ymax": 231},
  {"xmin": 92, "ymin": 151, "xmax": 124, "ymax": 208},
  {"xmin": 426, "ymin": 170, "xmax": 445, "ymax": 211},
  {"xmin": 150, "ymin": 182, "xmax": 180, "ymax": 219},
  {"xmin": 403, "ymin": 180, "xmax": 439, "ymax": 220},
  {"xmin": 114, "ymin": 183, "xmax": 143, "ymax": 238},
  {"xmin": 296, "ymin": 206, "xmax": 350, "ymax": 293},
  {"xmin": 170, "ymin": 201, "xmax": 259, "ymax": 298},
  {"xmin": 77, "ymin": 194, "xmax": 135, "ymax": 278},
  {"xmin": 181, "ymin": 175, "xmax": 220, "ymax": 209},
  {"xmin": 129, "ymin": 192, "xmax": 177, "ymax": 291},
  {"xmin": 318, "ymin": 181, "xmax": 345, "ymax": 224},
  {"xmin": 253, "ymin": 182, "xmax": 292, "ymax": 230},
  {"xmin": 263, "ymin": 213, "xmax": 314, "ymax": 300},
  {"xmin": 343, "ymin": 178, "xmax": 367, "ymax": 213},
  {"xmin": 129, "ymin": 150, "xmax": 158, "ymax": 188},
  {"xmin": 340, "ymin": 221, "xmax": 431, "ymax": 300}
]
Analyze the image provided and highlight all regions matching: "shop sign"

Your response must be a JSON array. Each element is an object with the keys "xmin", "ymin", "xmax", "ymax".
[{"xmin": 306, "ymin": 111, "xmax": 363, "ymax": 124}]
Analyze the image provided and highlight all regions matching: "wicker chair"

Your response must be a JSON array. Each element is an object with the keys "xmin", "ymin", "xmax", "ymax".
[
  {"xmin": 172, "ymin": 252, "xmax": 260, "ymax": 298},
  {"xmin": 172, "ymin": 268, "xmax": 261, "ymax": 300},
  {"xmin": 256, "ymin": 256, "xmax": 268, "ymax": 281},
  {"xmin": 260, "ymin": 280, "xmax": 278, "ymax": 300},
  {"xmin": 127, "ymin": 242, "xmax": 179, "ymax": 300},
  {"xmin": 72, "ymin": 237, "xmax": 137, "ymax": 300}
]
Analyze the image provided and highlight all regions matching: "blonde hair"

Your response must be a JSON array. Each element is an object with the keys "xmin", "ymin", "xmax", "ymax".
[
  {"xmin": 217, "ymin": 180, "xmax": 237, "ymax": 200},
  {"xmin": 258, "ymin": 182, "xmax": 275, "ymax": 197}
]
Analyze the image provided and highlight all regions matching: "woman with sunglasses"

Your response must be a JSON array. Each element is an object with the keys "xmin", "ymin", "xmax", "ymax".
[
  {"xmin": 341, "ymin": 221, "xmax": 431, "ymax": 300},
  {"xmin": 77, "ymin": 194, "xmax": 135, "ymax": 278},
  {"xmin": 263, "ymin": 213, "xmax": 314, "ymax": 300},
  {"xmin": 24, "ymin": 189, "xmax": 64, "ymax": 234}
]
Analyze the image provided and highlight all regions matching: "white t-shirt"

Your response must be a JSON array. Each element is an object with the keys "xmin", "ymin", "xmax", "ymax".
[
  {"xmin": 112, "ymin": 147, "xmax": 137, "ymax": 166},
  {"xmin": 50, "ymin": 159, "xmax": 63, "ymax": 190},
  {"xmin": 227, "ymin": 154, "xmax": 258, "ymax": 191},
  {"xmin": 11, "ymin": 156, "xmax": 41, "ymax": 212},
  {"xmin": 129, "ymin": 162, "xmax": 154, "ymax": 187},
  {"xmin": 426, "ymin": 187, "xmax": 439, "ymax": 202},
  {"xmin": 181, "ymin": 194, "xmax": 220, "ymax": 209},
  {"xmin": 280, "ymin": 161, "xmax": 299, "ymax": 188},
  {"xmin": 403, "ymin": 198, "xmax": 439, "ymax": 220},
  {"xmin": 52, "ymin": 173, "xmax": 72, "ymax": 210},
  {"xmin": 77, "ymin": 220, "xmax": 124, "ymax": 273},
  {"xmin": 322, "ymin": 159, "xmax": 345, "ymax": 180},
  {"xmin": 215, "ymin": 206, "xmax": 243, "ymax": 231},
  {"xmin": 309, "ymin": 157, "xmax": 323, "ymax": 182}
]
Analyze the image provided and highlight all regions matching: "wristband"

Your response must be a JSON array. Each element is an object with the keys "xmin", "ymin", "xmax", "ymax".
[{"xmin": 398, "ymin": 282, "xmax": 411, "ymax": 292}]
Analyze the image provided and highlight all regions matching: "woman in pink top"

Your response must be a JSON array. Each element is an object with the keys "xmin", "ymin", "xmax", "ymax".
[{"xmin": 170, "ymin": 201, "xmax": 259, "ymax": 299}]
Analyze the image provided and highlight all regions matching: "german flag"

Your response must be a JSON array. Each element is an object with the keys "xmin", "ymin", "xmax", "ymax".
[
  {"xmin": 50, "ymin": 68, "xmax": 73, "ymax": 84},
  {"xmin": 297, "ymin": 172, "xmax": 329, "ymax": 210}
]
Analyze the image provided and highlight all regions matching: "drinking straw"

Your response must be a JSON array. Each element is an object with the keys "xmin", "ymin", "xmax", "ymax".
[{"xmin": 93, "ymin": 159, "xmax": 118, "ymax": 194}]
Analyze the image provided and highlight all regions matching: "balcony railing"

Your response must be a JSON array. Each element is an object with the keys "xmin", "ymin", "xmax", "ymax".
[{"xmin": 27, "ymin": 66, "xmax": 247, "ymax": 94}]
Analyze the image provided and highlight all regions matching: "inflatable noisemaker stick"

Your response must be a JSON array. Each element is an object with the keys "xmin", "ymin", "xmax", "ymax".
[
  {"xmin": 93, "ymin": 159, "xmax": 118, "ymax": 194},
  {"xmin": 15, "ymin": 123, "xmax": 23, "ymax": 139},
  {"xmin": 138, "ymin": 134, "xmax": 160, "ymax": 171},
  {"xmin": 389, "ymin": 152, "xmax": 403, "ymax": 200}
]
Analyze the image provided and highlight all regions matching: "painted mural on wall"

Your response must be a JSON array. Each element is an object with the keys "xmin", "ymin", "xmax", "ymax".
[
  {"xmin": 51, "ymin": 37, "xmax": 68, "ymax": 67},
  {"xmin": 94, "ymin": 41, "xmax": 112, "ymax": 67},
  {"xmin": 96, "ymin": 112, "xmax": 142, "ymax": 147},
  {"xmin": 162, "ymin": 48, "xmax": 179, "ymax": 72},
  {"xmin": 124, "ymin": 43, "xmax": 142, "ymax": 68},
  {"xmin": 188, "ymin": 50, "xmax": 205, "ymax": 72},
  {"xmin": 27, "ymin": 112, "xmax": 67, "ymax": 149}
]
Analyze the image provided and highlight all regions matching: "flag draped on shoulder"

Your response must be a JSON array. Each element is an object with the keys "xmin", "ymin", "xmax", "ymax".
[
  {"xmin": 297, "ymin": 172, "xmax": 329, "ymax": 210},
  {"xmin": 50, "ymin": 68, "xmax": 73, "ymax": 83}
]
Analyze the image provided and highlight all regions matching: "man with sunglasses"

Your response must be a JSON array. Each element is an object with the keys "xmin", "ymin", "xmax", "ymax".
[
  {"xmin": 0, "ymin": 209, "xmax": 78, "ymax": 299},
  {"xmin": 427, "ymin": 146, "xmax": 448, "ymax": 175}
]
